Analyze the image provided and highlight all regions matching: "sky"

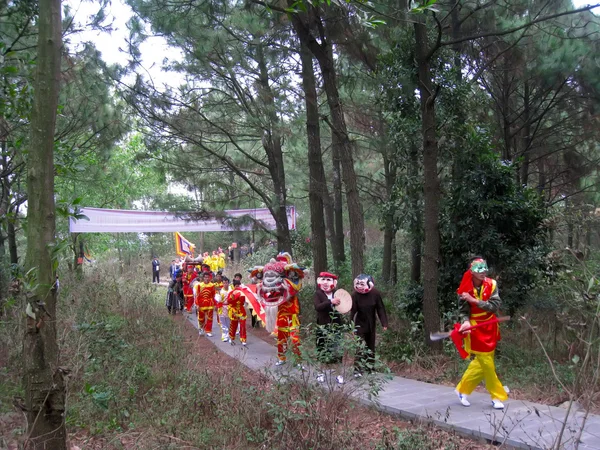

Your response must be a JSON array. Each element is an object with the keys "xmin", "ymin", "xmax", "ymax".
[{"xmin": 64, "ymin": 0, "xmax": 184, "ymax": 87}]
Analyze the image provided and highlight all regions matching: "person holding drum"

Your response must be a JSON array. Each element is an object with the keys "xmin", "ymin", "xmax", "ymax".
[
  {"xmin": 350, "ymin": 274, "xmax": 388, "ymax": 376},
  {"xmin": 314, "ymin": 272, "xmax": 351, "ymax": 384}
]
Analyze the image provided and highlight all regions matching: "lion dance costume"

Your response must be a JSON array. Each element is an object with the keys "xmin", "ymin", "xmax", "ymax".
[{"xmin": 249, "ymin": 252, "xmax": 305, "ymax": 364}]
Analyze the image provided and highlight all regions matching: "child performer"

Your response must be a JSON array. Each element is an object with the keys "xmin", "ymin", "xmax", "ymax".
[
  {"xmin": 217, "ymin": 276, "xmax": 232, "ymax": 342},
  {"xmin": 227, "ymin": 279, "xmax": 247, "ymax": 346},
  {"xmin": 194, "ymin": 272, "xmax": 217, "ymax": 336}
]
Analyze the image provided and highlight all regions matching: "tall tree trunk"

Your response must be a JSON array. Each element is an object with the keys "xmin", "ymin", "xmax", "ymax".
[
  {"xmin": 331, "ymin": 140, "xmax": 345, "ymax": 265},
  {"xmin": 381, "ymin": 150, "xmax": 397, "ymax": 283},
  {"xmin": 7, "ymin": 215, "xmax": 18, "ymax": 265},
  {"xmin": 289, "ymin": 6, "xmax": 364, "ymax": 276},
  {"xmin": 391, "ymin": 233, "xmax": 398, "ymax": 285},
  {"xmin": 323, "ymin": 192, "xmax": 339, "ymax": 269},
  {"xmin": 23, "ymin": 0, "xmax": 66, "ymax": 448},
  {"xmin": 519, "ymin": 81, "xmax": 531, "ymax": 185},
  {"xmin": 409, "ymin": 143, "xmax": 422, "ymax": 284},
  {"xmin": 321, "ymin": 34, "xmax": 364, "ymax": 277},
  {"xmin": 256, "ymin": 43, "xmax": 292, "ymax": 253},
  {"xmin": 300, "ymin": 42, "xmax": 328, "ymax": 275},
  {"xmin": 415, "ymin": 18, "xmax": 442, "ymax": 351},
  {"xmin": 381, "ymin": 217, "xmax": 394, "ymax": 283}
]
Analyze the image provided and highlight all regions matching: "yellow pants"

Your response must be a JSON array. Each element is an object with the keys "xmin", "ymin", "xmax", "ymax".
[{"xmin": 456, "ymin": 351, "xmax": 508, "ymax": 401}]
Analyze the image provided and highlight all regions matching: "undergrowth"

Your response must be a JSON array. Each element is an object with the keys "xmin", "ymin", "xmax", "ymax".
[{"xmin": 1, "ymin": 262, "xmax": 482, "ymax": 449}]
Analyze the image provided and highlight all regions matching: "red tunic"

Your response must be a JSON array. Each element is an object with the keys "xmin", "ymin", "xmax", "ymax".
[
  {"xmin": 182, "ymin": 272, "xmax": 197, "ymax": 300},
  {"xmin": 227, "ymin": 288, "xmax": 247, "ymax": 319},
  {"xmin": 195, "ymin": 282, "xmax": 216, "ymax": 310},
  {"xmin": 458, "ymin": 276, "xmax": 500, "ymax": 353}
]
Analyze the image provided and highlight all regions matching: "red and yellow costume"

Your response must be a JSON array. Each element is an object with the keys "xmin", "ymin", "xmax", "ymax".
[
  {"xmin": 227, "ymin": 287, "xmax": 247, "ymax": 343},
  {"xmin": 182, "ymin": 267, "xmax": 197, "ymax": 312},
  {"xmin": 213, "ymin": 280, "xmax": 224, "ymax": 327},
  {"xmin": 276, "ymin": 289, "xmax": 301, "ymax": 361},
  {"xmin": 194, "ymin": 281, "xmax": 216, "ymax": 334},
  {"xmin": 250, "ymin": 252, "xmax": 305, "ymax": 363},
  {"xmin": 455, "ymin": 261, "xmax": 508, "ymax": 402}
]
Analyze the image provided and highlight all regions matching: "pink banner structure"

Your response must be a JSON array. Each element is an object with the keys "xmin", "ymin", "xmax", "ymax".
[{"xmin": 69, "ymin": 206, "xmax": 296, "ymax": 233}]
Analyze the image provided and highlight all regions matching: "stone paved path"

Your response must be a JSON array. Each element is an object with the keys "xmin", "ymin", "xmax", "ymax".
[{"xmin": 182, "ymin": 310, "xmax": 600, "ymax": 450}]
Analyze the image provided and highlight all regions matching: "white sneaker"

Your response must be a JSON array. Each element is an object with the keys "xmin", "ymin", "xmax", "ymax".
[
  {"xmin": 353, "ymin": 372, "xmax": 362, "ymax": 379},
  {"xmin": 492, "ymin": 399, "xmax": 505, "ymax": 409},
  {"xmin": 206, "ymin": 333, "xmax": 213, "ymax": 337},
  {"xmin": 336, "ymin": 375, "xmax": 345, "ymax": 385},
  {"xmin": 455, "ymin": 390, "xmax": 470, "ymax": 407},
  {"xmin": 198, "ymin": 329, "xmax": 205, "ymax": 336},
  {"xmin": 316, "ymin": 373, "xmax": 325, "ymax": 383},
  {"xmin": 242, "ymin": 342, "xmax": 247, "ymax": 347},
  {"xmin": 275, "ymin": 360, "xmax": 285, "ymax": 366},
  {"xmin": 503, "ymin": 385, "xmax": 510, "ymax": 394},
  {"xmin": 221, "ymin": 337, "xmax": 229, "ymax": 342}
]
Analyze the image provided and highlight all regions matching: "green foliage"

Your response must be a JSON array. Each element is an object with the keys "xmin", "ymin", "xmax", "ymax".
[{"xmin": 439, "ymin": 137, "xmax": 549, "ymax": 315}]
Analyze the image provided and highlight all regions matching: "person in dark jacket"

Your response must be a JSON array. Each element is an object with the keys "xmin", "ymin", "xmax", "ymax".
[
  {"xmin": 314, "ymin": 271, "xmax": 345, "ymax": 384},
  {"xmin": 152, "ymin": 256, "xmax": 160, "ymax": 283},
  {"xmin": 166, "ymin": 270, "xmax": 183, "ymax": 314},
  {"xmin": 350, "ymin": 274, "xmax": 388, "ymax": 376}
]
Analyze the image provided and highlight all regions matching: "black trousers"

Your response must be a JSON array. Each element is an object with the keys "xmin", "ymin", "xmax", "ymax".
[
  {"xmin": 153, "ymin": 271, "xmax": 160, "ymax": 283},
  {"xmin": 355, "ymin": 331, "xmax": 376, "ymax": 372}
]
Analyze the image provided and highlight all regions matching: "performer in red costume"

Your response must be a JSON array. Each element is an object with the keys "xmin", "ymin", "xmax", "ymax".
[
  {"xmin": 182, "ymin": 263, "xmax": 197, "ymax": 313},
  {"xmin": 194, "ymin": 272, "xmax": 217, "ymax": 336},
  {"xmin": 455, "ymin": 257, "xmax": 508, "ymax": 410},
  {"xmin": 250, "ymin": 252, "xmax": 305, "ymax": 365},
  {"xmin": 227, "ymin": 279, "xmax": 247, "ymax": 345}
]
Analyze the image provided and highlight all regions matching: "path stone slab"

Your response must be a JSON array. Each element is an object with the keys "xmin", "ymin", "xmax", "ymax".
[{"xmin": 182, "ymin": 310, "xmax": 600, "ymax": 449}]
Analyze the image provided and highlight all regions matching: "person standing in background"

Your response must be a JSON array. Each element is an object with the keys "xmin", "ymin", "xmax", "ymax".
[
  {"xmin": 152, "ymin": 256, "xmax": 160, "ymax": 283},
  {"xmin": 169, "ymin": 259, "xmax": 177, "ymax": 280}
]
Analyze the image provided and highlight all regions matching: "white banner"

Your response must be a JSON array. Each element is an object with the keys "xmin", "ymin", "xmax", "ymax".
[{"xmin": 69, "ymin": 206, "xmax": 296, "ymax": 233}]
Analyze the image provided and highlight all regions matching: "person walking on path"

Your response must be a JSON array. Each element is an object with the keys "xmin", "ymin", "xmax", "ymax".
[
  {"xmin": 152, "ymin": 256, "xmax": 160, "ymax": 283},
  {"xmin": 217, "ymin": 276, "xmax": 232, "ymax": 342},
  {"xmin": 455, "ymin": 257, "xmax": 508, "ymax": 410},
  {"xmin": 350, "ymin": 274, "xmax": 388, "ymax": 376},
  {"xmin": 227, "ymin": 279, "xmax": 248, "ymax": 346},
  {"xmin": 314, "ymin": 271, "xmax": 345, "ymax": 384},
  {"xmin": 195, "ymin": 272, "xmax": 217, "ymax": 336},
  {"xmin": 182, "ymin": 264, "xmax": 197, "ymax": 313},
  {"xmin": 166, "ymin": 270, "xmax": 183, "ymax": 314}
]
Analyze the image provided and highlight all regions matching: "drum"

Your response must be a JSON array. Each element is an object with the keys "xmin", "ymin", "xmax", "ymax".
[{"xmin": 334, "ymin": 289, "xmax": 352, "ymax": 314}]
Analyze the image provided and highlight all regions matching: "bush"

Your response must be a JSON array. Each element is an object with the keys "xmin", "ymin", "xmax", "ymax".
[{"xmin": 439, "ymin": 141, "xmax": 549, "ymax": 315}]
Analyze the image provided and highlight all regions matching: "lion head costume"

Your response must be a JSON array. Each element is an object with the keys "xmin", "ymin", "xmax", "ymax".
[{"xmin": 248, "ymin": 252, "xmax": 305, "ymax": 332}]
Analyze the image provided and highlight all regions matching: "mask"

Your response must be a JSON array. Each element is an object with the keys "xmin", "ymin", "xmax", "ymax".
[
  {"xmin": 354, "ymin": 274, "xmax": 374, "ymax": 294},
  {"xmin": 317, "ymin": 276, "xmax": 337, "ymax": 293}
]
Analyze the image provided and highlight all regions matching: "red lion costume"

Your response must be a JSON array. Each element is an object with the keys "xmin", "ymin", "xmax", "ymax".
[{"xmin": 249, "ymin": 252, "xmax": 305, "ymax": 364}]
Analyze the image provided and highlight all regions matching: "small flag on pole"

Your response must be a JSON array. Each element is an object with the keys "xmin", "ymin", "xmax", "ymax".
[{"xmin": 174, "ymin": 232, "xmax": 196, "ymax": 257}]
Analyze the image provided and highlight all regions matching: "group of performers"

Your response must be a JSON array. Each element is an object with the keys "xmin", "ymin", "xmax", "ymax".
[{"xmin": 166, "ymin": 250, "xmax": 508, "ymax": 410}]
